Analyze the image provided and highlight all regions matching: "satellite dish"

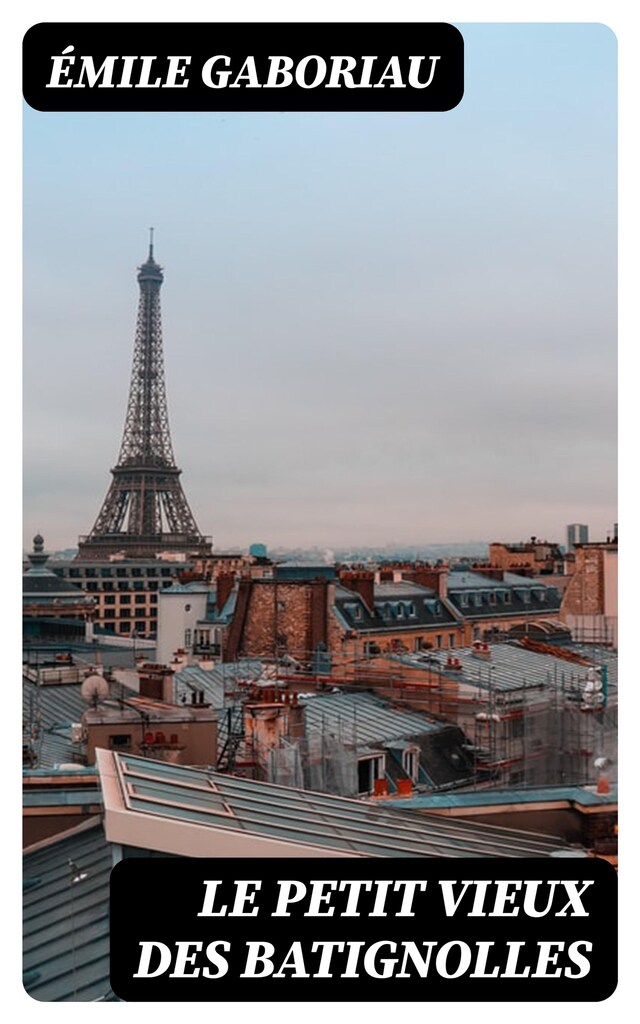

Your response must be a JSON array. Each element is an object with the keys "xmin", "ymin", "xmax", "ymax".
[{"xmin": 81, "ymin": 674, "xmax": 109, "ymax": 706}]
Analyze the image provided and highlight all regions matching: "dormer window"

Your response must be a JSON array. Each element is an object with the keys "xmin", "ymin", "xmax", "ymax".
[{"xmin": 402, "ymin": 747, "xmax": 420, "ymax": 782}]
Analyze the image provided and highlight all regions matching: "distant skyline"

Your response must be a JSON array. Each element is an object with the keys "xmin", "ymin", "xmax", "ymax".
[{"xmin": 23, "ymin": 23, "xmax": 617, "ymax": 552}]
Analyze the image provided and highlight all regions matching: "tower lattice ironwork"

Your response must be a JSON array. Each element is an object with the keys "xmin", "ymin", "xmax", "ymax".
[{"xmin": 77, "ymin": 236, "xmax": 211, "ymax": 560}]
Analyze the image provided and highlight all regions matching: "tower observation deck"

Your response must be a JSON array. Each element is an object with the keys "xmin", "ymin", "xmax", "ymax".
[{"xmin": 76, "ymin": 237, "xmax": 212, "ymax": 560}]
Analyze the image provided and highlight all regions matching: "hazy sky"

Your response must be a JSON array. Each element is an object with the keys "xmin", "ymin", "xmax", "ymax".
[{"xmin": 23, "ymin": 23, "xmax": 617, "ymax": 552}]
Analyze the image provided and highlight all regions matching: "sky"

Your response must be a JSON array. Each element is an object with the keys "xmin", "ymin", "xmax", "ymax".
[{"xmin": 22, "ymin": 23, "xmax": 618, "ymax": 553}]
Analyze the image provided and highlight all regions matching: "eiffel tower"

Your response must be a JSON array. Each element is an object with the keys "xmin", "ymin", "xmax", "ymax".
[{"xmin": 77, "ymin": 235, "xmax": 211, "ymax": 560}]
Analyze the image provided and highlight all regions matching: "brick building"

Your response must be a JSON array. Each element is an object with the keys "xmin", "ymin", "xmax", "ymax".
[
  {"xmin": 48, "ymin": 556, "xmax": 188, "ymax": 639},
  {"xmin": 560, "ymin": 539, "xmax": 618, "ymax": 647},
  {"xmin": 488, "ymin": 538, "xmax": 564, "ymax": 576}
]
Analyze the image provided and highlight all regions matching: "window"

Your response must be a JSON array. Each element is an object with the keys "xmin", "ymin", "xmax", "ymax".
[
  {"xmin": 135, "ymin": 619, "xmax": 146, "ymax": 631},
  {"xmin": 85, "ymin": 568, "xmax": 96, "ymax": 577},
  {"xmin": 150, "ymin": 593, "xmax": 158, "ymax": 603},
  {"xmin": 120, "ymin": 594, "xmax": 131, "ymax": 604},
  {"xmin": 357, "ymin": 754, "xmax": 385, "ymax": 794},
  {"xmin": 402, "ymin": 747, "xmax": 420, "ymax": 782},
  {"xmin": 104, "ymin": 610, "xmax": 115, "ymax": 619},
  {"xmin": 508, "ymin": 718, "xmax": 525, "ymax": 740},
  {"xmin": 100, "ymin": 568, "xmax": 112, "ymax": 577},
  {"xmin": 103, "ymin": 582, "xmax": 114, "ymax": 591},
  {"xmin": 489, "ymin": 592, "xmax": 496, "ymax": 604},
  {"xmin": 185, "ymin": 603, "xmax": 191, "ymax": 612},
  {"xmin": 116, "ymin": 568, "xmax": 127, "ymax": 578},
  {"xmin": 86, "ymin": 582, "xmax": 98, "ymax": 592},
  {"xmin": 448, "ymin": 633, "xmax": 455, "ymax": 648},
  {"xmin": 69, "ymin": 568, "xmax": 80, "ymax": 579},
  {"xmin": 353, "ymin": 606, "xmax": 362, "ymax": 620},
  {"xmin": 436, "ymin": 635, "xmax": 442, "ymax": 648},
  {"xmin": 118, "ymin": 622, "xmax": 130, "ymax": 633},
  {"xmin": 414, "ymin": 637, "xmax": 423, "ymax": 652},
  {"xmin": 504, "ymin": 592, "xmax": 511, "ymax": 604},
  {"xmin": 104, "ymin": 595, "xmax": 116, "ymax": 605},
  {"xmin": 185, "ymin": 629, "xmax": 192, "ymax": 647},
  {"xmin": 407, "ymin": 603, "xmax": 416, "ymax": 617},
  {"xmin": 109, "ymin": 734, "xmax": 132, "ymax": 750},
  {"xmin": 135, "ymin": 594, "xmax": 146, "ymax": 605},
  {"xmin": 146, "ymin": 568, "xmax": 157, "ymax": 577},
  {"xmin": 132, "ymin": 568, "xmax": 142, "ymax": 577}
]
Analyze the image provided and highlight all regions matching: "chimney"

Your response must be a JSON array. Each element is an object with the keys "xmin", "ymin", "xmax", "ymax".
[
  {"xmin": 408, "ymin": 566, "xmax": 449, "ymax": 599},
  {"xmin": 216, "ymin": 572, "xmax": 235, "ymax": 613},
  {"xmin": 139, "ymin": 663, "xmax": 174, "ymax": 702},
  {"xmin": 339, "ymin": 570, "xmax": 375, "ymax": 613}
]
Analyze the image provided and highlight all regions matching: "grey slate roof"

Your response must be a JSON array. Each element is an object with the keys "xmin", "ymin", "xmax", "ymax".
[
  {"xmin": 334, "ymin": 581, "xmax": 459, "ymax": 633},
  {"xmin": 23, "ymin": 818, "xmax": 116, "ymax": 1002},
  {"xmin": 23, "ymin": 573, "xmax": 89, "ymax": 596}
]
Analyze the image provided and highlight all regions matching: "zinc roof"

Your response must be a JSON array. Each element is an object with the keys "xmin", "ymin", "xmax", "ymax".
[
  {"xmin": 23, "ymin": 819, "xmax": 116, "ymax": 1002},
  {"xmin": 390, "ymin": 784, "xmax": 618, "ymax": 811},
  {"xmin": 300, "ymin": 691, "xmax": 443, "ymax": 746},
  {"xmin": 174, "ymin": 661, "xmax": 262, "ymax": 704},
  {"xmin": 23, "ymin": 678, "xmax": 85, "ymax": 732},
  {"xmin": 396, "ymin": 643, "xmax": 618, "ymax": 696}
]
